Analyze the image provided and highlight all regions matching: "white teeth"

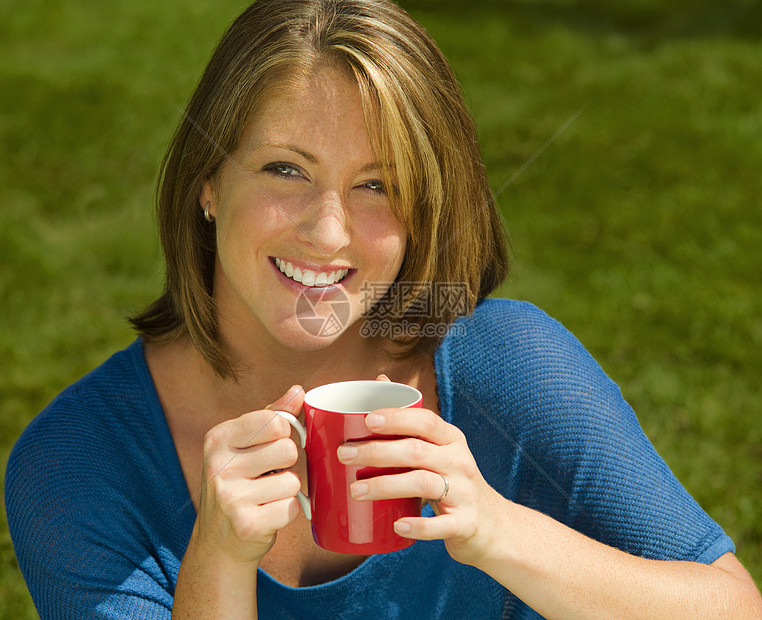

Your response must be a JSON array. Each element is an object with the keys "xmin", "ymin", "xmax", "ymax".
[{"xmin": 274, "ymin": 258, "xmax": 348, "ymax": 287}]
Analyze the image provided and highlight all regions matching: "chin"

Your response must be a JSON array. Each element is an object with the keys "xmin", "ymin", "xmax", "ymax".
[
  {"xmin": 265, "ymin": 314, "xmax": 349, "ymax": 351},
  {"xmin": 268, "ymin": 304, "xmax": 360, "ymax": 352},
  {"xmin": 278, "ymin": 330, "xmax": 346, "ymax": 352}
]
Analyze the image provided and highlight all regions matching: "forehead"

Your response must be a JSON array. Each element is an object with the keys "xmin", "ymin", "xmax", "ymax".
[{"xmin": 239, "ymin": 66, "xmax": 368, "ymax": 146}]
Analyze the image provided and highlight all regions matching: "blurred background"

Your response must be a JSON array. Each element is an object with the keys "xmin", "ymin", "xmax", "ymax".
[{"xmin": 1, "ymin": 0, "xmax": 760, "ymax": 615}]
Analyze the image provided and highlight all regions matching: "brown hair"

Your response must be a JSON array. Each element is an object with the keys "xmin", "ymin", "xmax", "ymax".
[{"xmin": 131, "ymin": 0, "xmax": 510, "ymax": 376}]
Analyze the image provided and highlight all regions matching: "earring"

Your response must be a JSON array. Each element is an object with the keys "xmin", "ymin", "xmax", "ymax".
[{"xmin": 203, "ymin": 201, "xmax": 215, "ymax": 223}]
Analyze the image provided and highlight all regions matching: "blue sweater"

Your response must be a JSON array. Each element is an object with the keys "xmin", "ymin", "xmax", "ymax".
[{"xmin": 5, "ymin": 299, "xmax": 733, "ymax": 619}]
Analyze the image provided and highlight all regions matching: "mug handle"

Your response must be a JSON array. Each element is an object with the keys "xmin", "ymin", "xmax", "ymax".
[{"xmin": 272, "ymin": 410, "xmax": 311, "ymax": 520}]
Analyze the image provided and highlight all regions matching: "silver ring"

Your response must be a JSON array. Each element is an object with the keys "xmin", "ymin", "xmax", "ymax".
[{"xmin": 430, "ymin": 474, "xmax": 449, "ymax": 503}]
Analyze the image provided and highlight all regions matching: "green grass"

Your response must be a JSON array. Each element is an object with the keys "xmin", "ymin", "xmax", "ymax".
[{"xmin": 1, "ymin": 0, "xmax": 760, "ymax": 615}]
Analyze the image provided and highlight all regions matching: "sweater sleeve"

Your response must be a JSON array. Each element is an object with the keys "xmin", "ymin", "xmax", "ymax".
[
  {"xmin": 5, "ymin": 379, "xmax": 182, "ymax": 619},
  {"xmin": 437, "ymin": 299, "xmax": 734, "ymax": 565}
]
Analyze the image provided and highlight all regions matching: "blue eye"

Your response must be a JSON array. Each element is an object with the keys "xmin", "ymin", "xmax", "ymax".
[
  {"xmin": 264, "ymin": 162, "xmax": 302, "ymax": 178},
  {"xmin": 364, "ymin": 179, "xmax": 385, "ymax": 194}
]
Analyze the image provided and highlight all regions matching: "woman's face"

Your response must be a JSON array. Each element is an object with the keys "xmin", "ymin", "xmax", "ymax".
[{"xmin": 202, "ymin": 65, "xmax": 407, "ymax": 352}]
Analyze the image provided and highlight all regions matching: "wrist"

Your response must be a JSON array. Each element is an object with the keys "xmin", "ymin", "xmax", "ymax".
[
  {"xmin": 455, "ymin": 489, "xmax": 514, "ymax": 570},
  {"xmin": 188, "ymin": 521, "xmax": 275, "ymax": 573},
  {"xmin": 173, "ymin": 523, "xmax": 261, "ymax": 618},
  {"xmin": 188, "ymin": 520, "xmax": 265, "ymax": 572}
]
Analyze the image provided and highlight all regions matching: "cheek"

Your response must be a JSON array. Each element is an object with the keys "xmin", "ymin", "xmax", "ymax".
[
  {"xmin": 215, "ymin": 191, "xmax": 295, "ymax": 247},
  {"xmin": 213, "ymin": 212, "xmax": 269, "ymax": 284},
  {"xmin": 382, "ymin": 213, "xmax": 408, "ymax": 264},
  {"xmin": 367, "ymin": 218, "xmax": 407, "ymax": 279},
  {"xmin": 388, "ymin": 230, "xmax": 408, "ymax": 273}
]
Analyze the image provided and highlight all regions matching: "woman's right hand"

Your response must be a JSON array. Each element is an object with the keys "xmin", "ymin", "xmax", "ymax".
[{"xmin": 194, "ymin": 385, "xmax": 306, "ymax": 565}]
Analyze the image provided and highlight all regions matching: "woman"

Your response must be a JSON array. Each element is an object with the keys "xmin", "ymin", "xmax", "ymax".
[{"xmin": 6, "ymin": 0, "xmax": 761, "ymax": 618}]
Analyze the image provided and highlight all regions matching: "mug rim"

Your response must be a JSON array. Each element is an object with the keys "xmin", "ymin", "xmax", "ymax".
[{"xmin": 304, "ymin": 380, "xmax": 422, "ymax": 414}]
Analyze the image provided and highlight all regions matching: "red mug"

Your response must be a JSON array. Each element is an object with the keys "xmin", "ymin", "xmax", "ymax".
[{"xmin": 275, "ymin": 380, "xmax": 422, "ymax": 554}]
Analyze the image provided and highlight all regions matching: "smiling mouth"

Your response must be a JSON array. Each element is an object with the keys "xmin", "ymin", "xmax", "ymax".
[{"xmin": 273, "ymin": 257, "xmax": 350, "ymax": 287}]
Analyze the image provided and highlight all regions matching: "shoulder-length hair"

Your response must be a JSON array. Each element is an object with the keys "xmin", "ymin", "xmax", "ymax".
[{"xmin": 131, "ymin": 0, "xmax": 510, "ymax": 376}]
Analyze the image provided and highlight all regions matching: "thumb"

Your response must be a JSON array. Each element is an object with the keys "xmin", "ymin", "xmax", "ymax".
[{"xmin": 267, "ymin": 384, "xmax": 305, "ymax": 417}]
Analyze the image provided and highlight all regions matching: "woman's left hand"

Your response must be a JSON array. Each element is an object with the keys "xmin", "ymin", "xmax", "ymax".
[
  {"xmin": 337, "ymin": 408, "xmax": 762, "ymax": 620},
  {"xmin": 336, "ymin": 407, "xmax": 504, "ymax": 567}
]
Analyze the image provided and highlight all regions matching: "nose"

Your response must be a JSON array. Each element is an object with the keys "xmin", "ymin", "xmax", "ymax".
[{"xmin": 295, "ymin": 190, "xmax": 350, "ymax": 257}]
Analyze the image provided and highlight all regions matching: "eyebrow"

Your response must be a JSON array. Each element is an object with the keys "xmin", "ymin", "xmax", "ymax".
[
  {"xmin": 258, "ymin": 142, "xmax": 316, "ymax": 164},
  {"xmin": 254, "ymin": 142, "xmax": 384, "ymax": 173}
]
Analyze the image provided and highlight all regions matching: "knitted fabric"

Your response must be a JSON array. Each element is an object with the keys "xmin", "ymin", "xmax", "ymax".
[{"xmin": 5, "ymin": 299, "xmax": 733, "ymax": 619}]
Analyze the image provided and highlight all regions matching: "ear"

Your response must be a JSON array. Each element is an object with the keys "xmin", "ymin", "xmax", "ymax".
[{"xmin": 199, "ymin": 177, "xmax": 217, "ymax": 219}]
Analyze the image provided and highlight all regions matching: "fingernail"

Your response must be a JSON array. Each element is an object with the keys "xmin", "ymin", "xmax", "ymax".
[
  {"xmin": 377, "ymin": 374, "xmax": 390, "ymax": 381},
  {"xmin": 351, "ymin": 482, "xmax": 368, "ymax": 498},
  {"xmin": 365, "ymin": 413, "xmax": 384, "ymax": 429},
  {"xmin": 337, "ymin": 445, "xmax": 358, "ymax": 462},
  {"xmin": 394, "ymin": 521, "xmax": 412, "ymax": 534}
]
